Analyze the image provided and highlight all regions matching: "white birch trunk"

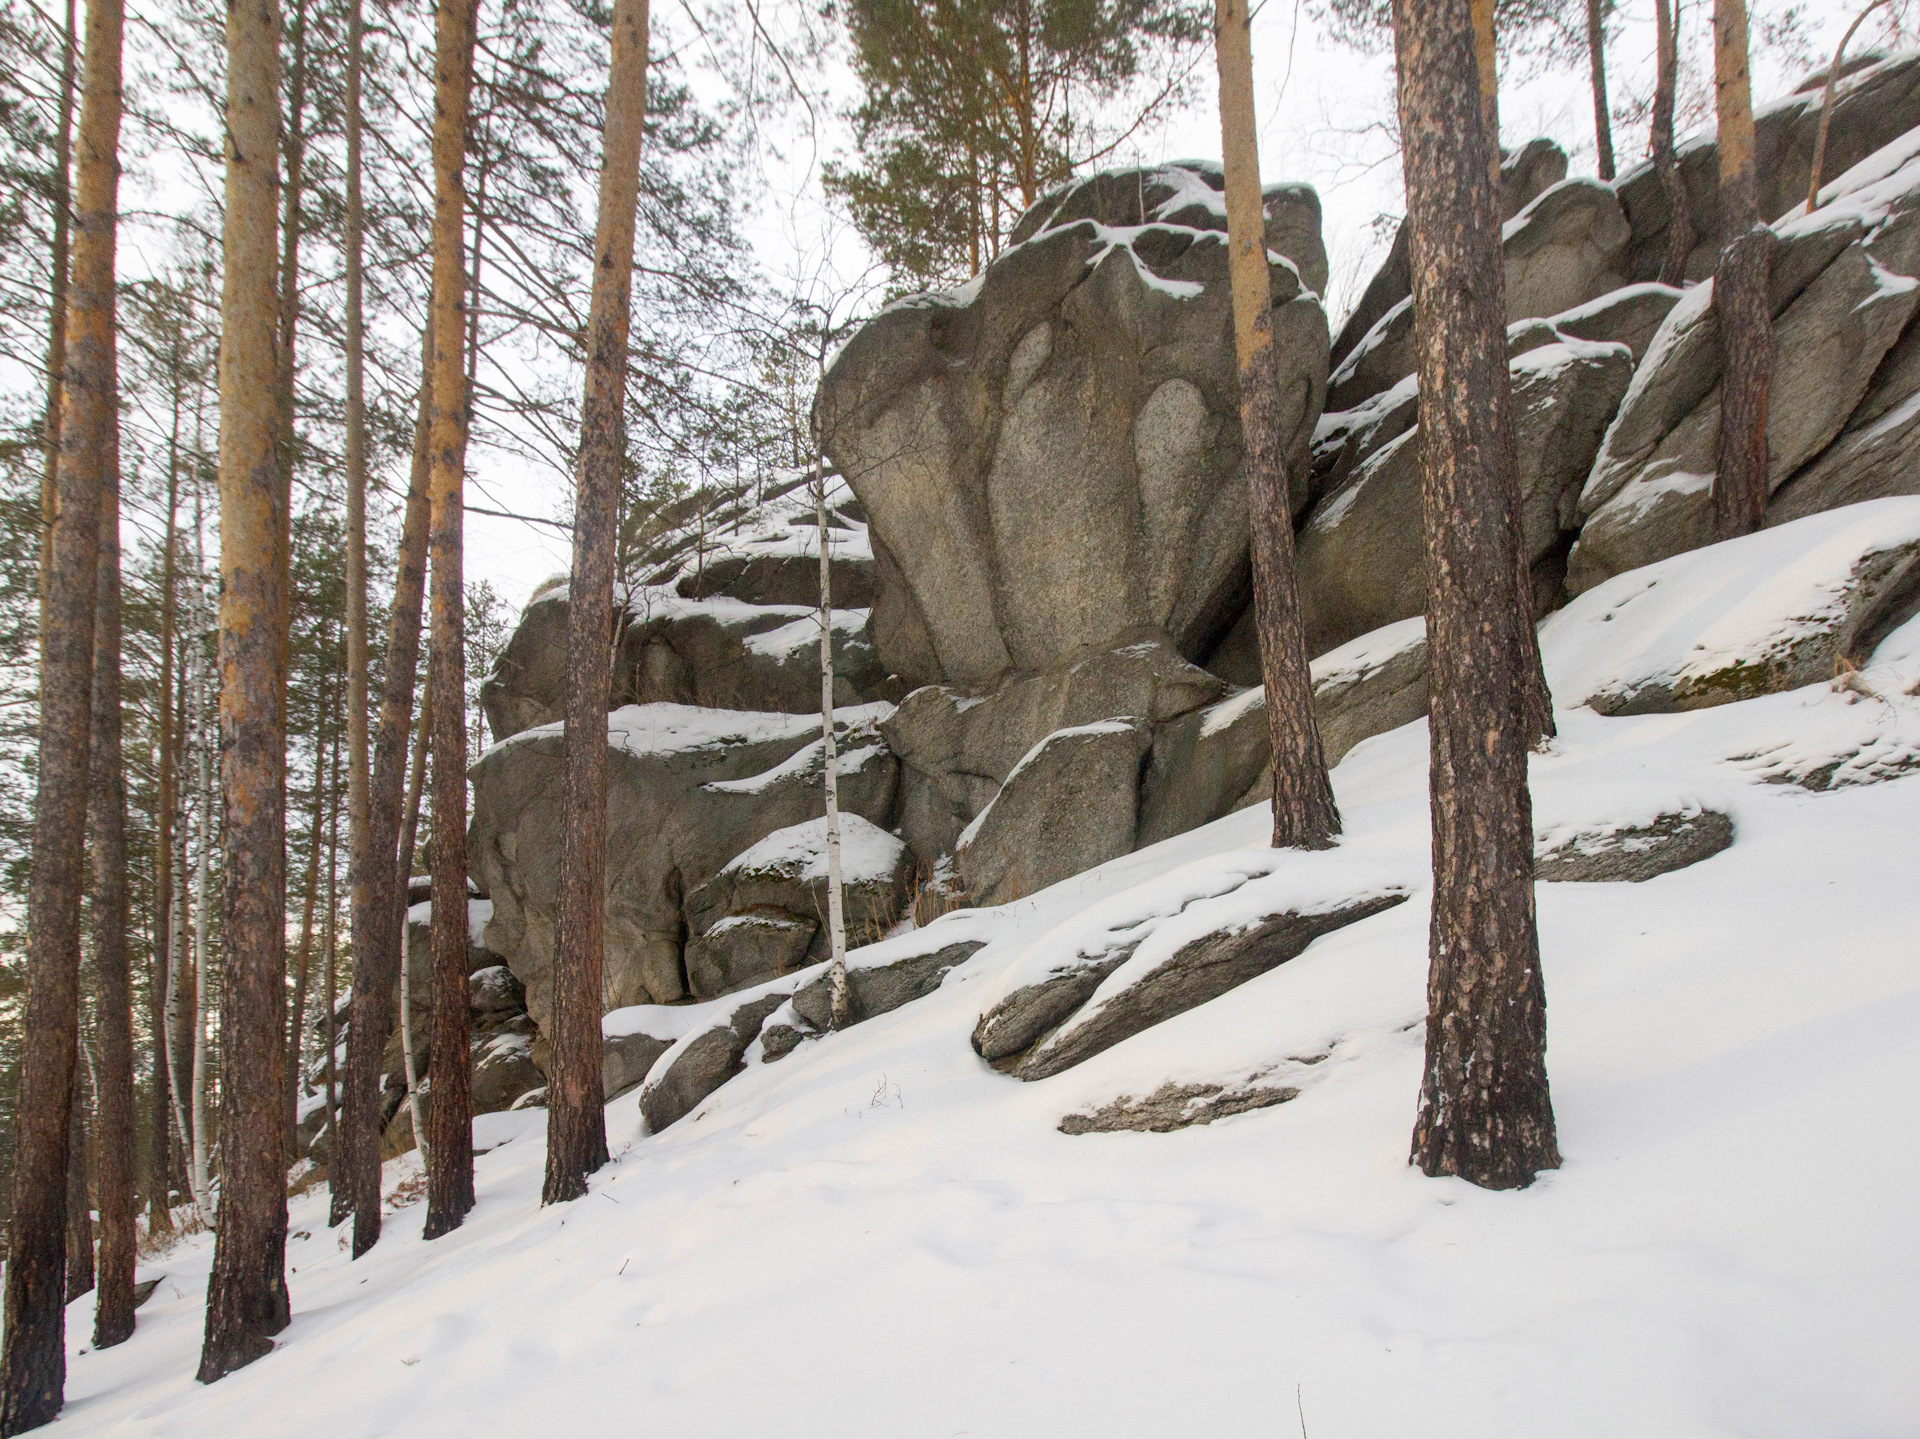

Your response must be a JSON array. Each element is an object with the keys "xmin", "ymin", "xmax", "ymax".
[{"xmin": 817, "ymin": 466, "xmax": 850, "ymax": 1028}]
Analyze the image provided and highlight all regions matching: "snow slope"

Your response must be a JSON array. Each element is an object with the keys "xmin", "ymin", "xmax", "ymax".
[{"xmin": 44, "ymin": 537, "xmax": 1920, "ymax": 1438}]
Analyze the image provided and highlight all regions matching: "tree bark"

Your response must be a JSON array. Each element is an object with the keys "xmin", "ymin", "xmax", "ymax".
[
  {"xmin": 36, "ymin": 0, "xmax": 77, "ymax": 636},
  {"xmin": 341, "ymin": 327, "xmax": 434, "ymax": 1258},
  {"xmin": 335, "ymin": 0, "xmax": 371, "ymax": 1234},
  {"xmin": 89, "ymin": 430, "xmax": 137, "ymax": 1349},
  {"xmin": 1212, "ymin": 0, "xmax": 1340, "ymax": 851},
  {"xmin": 198, "ymin": 0, "xmax": 292, "ymax": 1382},
  {"xmin": 1468, "ymin": 0, "xmax": 1555, "ymax": 747},
  {"xmin": 63, "ymin": 1052, "xmax": 90, "ymax": 1302},
  {"xmin": 546, "ymin": 0, "xmax": 650, "ymax": 1203},
  {"xmin": 273, "ymin": 0, "xmax": 308, "ymax": 667},
  {"xmin": 818, "ymin": 470, "xmax": 851, "ymax": 1030},
  {"xmin": 421, "ymin": 0, "xmax": 480, "ymax": 1242},
  {"xmin": 285, "ymin": 677, "xmax": 331, "ymax": 1161},
  {"xmin": 1710, "ymin": 0, "xmax": 1772, "ymax": 541},
  {"xmin": 1586, "ymin": 0, "xmax": 1614, "ymax": 181},
  {"xmin": 148, "ymin": 356, "xmax": 181, "ymax": 1233},
  {"xmin": 1651, "ymin": 0, "xmax": 1693, "ymax": 286},
  {"xmin": 399, "ymin": 685, "xmax": 432, "ymax": 1173},
  {"xmin": 0, "ymin": 0, "xmax": 119, "ymax": 1418},
  {"xmin": 1395, "ymin": 0, "xmax": 1560, "ymax": 1192}
]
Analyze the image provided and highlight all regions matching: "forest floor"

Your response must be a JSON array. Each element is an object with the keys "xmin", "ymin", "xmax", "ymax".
[{"xmin": 48, "ymin": 512, "xmax": 1920, "ymax": 1438}]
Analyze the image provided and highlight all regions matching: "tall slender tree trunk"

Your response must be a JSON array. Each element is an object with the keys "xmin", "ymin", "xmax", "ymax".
[
  {"xmin": 274, "ymin": 0, "xmax": 308, "ymax": 660},
  {"xmin": 63, "ymin": 1051, "xmax": 91, "ymax": 1302},
  {"xmin": 320, "ymin": 783, "xmax": 340, "ymax": 1182},
  {"xmin": 89, "ymin": 428, "xmax": 136, "ymax": 1349},
  {"xmin": 285, "ymin": 690, "xmax": 332, "ymax": 1159},
  {"xmin": 342, "ymin": 329, "xmax": 434, "ymax": 1257},
  {"xmin": 335, "ymin": 0, "xmax": 371, "ymax": 1234},
  {"xmin": 1710, "ymin": 0, "xmax": 1772, "ymax": 540},
  {"xmin": 198, "ymin": 0, "xmax": 291, "ymax": 1382},
  {"xmin": 421, "ymin": 0, "xmax": 480, "ymax": 1241},
  {"xmin": 399, "ymin": 686, "xmax": 432, "ymax": 1172},
  {"xmin": 1652, "ymin": 0, "xmax": 1693, "ymax": 286},
  {"xmin": 1808, "ymin": 2, "xmax": 1890, "ymax": 212},
  {"xmin": 1586, "ymin": 0, "xmax": 1615, "ymax": 180},
  {"xmin": 546, "ymin": 0, "xmax": 649, "ymax": 1202},
  {"xmin": 0, "ymin": 0, "xmax": 121, "ymax": 1420},
  {"xmin": 1395, "ymin": 0, "xmax": 1560, "ymax": 1192},
  {"xmin": 37, "ymin": 0, "xmax": 77, "ymax": 635},
  {"xmin": 188, "ymin": 557, "xmax": 214, "ymax": 1220},
  {"xmin": 149, "ymin": 367, "xmax": 181, "ymax": 1232},
  {"xmin": 1469, "ymin": 0, "xmax": 1556, "ymax": 747},
  {"xmin": 1212, "ymin": 0, "xmax": 1340, "ymax": 851}
]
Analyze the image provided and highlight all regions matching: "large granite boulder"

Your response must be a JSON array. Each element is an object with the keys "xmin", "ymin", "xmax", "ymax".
[
  {"xmin": 683, "ymin": 815, "xmax": 914, "ymax": 998},
  {"xmin": 1502, "ymin": 177, "xmax": 1633, "ymax": 321},
  {"xmin": 1329, "ymin": 139, "xmax": 1568, "ymax": 369},
  {"xmin": 882, "ymin": 631, "xmax": 1224, "ymax": 864},
  {"xmin": 1613, "ymin": 50, "xmax": 1920, "ymax": 284},
  {"xmin": 482, "ymin": 590, "xmax": 887, "ymax": 740},
  {"xmin": 1299, "ymin": 335, "xmax": 1635, "ymax": 654},
  {"xmin": 470, "ymin": 703, "xmax": 899, "ymax": 1027},
  {"xmin": 1569, "ymin": 136, "xmax": 1920, "ymax": 594},
  {"xmin": 955, "ymin": 719, "xmax": 1152, "ymax": 906},
  {"xmin": 816, "ymin": 162, "xmax": 1330, "ymax": 691}
]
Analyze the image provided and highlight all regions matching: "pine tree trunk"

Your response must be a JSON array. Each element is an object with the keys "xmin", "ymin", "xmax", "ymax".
[
  {"xmin": 273, "ymin": 0, "xmax": 308, "ymax": 662},
  {"xmin": 63, "ymin": 1052, "xmax": 91, "ymax": 1302},
  {"xmin": 0, "ymin": 0, "xmax": 119, "ymax": 1420},
  {"xmin": 342, "ymin": 332, "xmax": 434, "ymax": 1257},
  {"xmin": 546, "ymin": 0, "xmax": 649, "ymax": 1201},
  {"xmin": 1710, "ymin": 0, "xmax": 1772, "ymax": 541},
  {"xmin": 1587, "ymin": 0, "xmax": 1615, "ymax": 181},
  {"xmin": 1808, "ymin": 4, "xmax": 1888, "ymax": 212},
  {"xmin": 285, "ymin": 688, "xmax": 331, "ymax": 1161},
  {"xmin": 36, "ymin": 0, "xmax": 77, "ymax": 635},
  {"xmin": 1395, "ymin": 0, "xmax": 1560, "ymax": 1192},
  {"xmin": 188, "ymin": 575, "xmax": 214, "ymax": 1219},
  {"xmin": 421, "ymin": 0, "xmax": 480, "ymax": 1240},
  {"xmin": 1652, "ymin": 0, "xmax": 1693, "ymax": 286},
  {"xmin": 399, "ymin": 687, "xmax": 431, "ymax": 1173},
  {"xmin": 89, "ymin": 441, "xmax": 137, "ymax": 1349},
  {"xmin": 1212, "ymin": 0, "xmax": 1340, "ymax": 851},
  {"xmin": 198, "ymin": 0, "xmax": 292, "ymax": 1382},
  {"xmin": 148, "ymin": 388, "xmax": 180, "ymax": 1232},
  {"xmin": 335, "ymin": 0, "xmax": 371, "ymax": 1234}
]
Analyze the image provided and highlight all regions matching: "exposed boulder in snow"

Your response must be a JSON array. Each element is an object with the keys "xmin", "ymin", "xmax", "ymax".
[
  {"xmin": 786, "ymin": 937, "xmax": 986, "ymax": 1033},
  {"xmin": 883, "ymin": 632, "xmax": 1223, "ymax": 864},
  {"xmin": 601, "ymin": 1030, "xmax": 675, "ymax": 1101},
  {"xmin": 1011, "ymin": 888, "xmax": 1406, "ymax": 1081},
  {"xmin": 481, "ymin": 589, "xmax": 888, "ymax": 741},
  {"xmin": 1569, "ymin": 187, "xmax": 1920, "ymax": 592},
  {"xmin": 955, "ymin": 719, "xmax": 1152, "ymax": 907},
  {"xmin": 470, "ymin": 1032, "xmax": 543, "ymax": 1115},
  {"xmin": 1549, "ymin": 281, "xmax": 1685, "ymax": 362},
  {"xmin": 1770, "ymin": 311, "xmax": 1920, "ymax": 523},
  {"xmin": 676, "ymin": 550, "xmax": 875, "ymax": 610},
  {"xmin": 1546, "ymin": 500, "xmax": 1920, "ymax": 714},
  {"xmin": 1057, "ymin": 1076, "xmax": 1301, "ymax": 1134},
  {"xmin": 1300, "ymin": 336, "xmax": 1634, "ymax": 654},
  {"xmin": 639, "ymin": 990, "xmax": 792, "ymax": 1134},
  {"xmin": 816, "ymin": 162, "xmax": 1329, "ymax": 690},
  {"xmin": 1534, "ymin": 809, "xmax": 1734, "ymax": 882},
  {"xmin": 470, "ymin": 703, "xmax": 898, "ymax": 1026},
  {"xmin": 683, "ymin": 816, "xmax": 913, "ymax": 999}
]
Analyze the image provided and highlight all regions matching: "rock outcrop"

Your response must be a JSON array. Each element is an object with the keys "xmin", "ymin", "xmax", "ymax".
[{"xmin": 816, "ymin": 162, "xmax": 1330, "ymax": 690}]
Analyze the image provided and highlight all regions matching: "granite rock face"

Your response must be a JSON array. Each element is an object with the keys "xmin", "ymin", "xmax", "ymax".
[{"xmin": 817, "ymin": 162, "xmax": 1330, "ymax": 690}]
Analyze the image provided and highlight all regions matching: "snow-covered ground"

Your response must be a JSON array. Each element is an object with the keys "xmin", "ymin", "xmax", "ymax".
[{"xmin": 48, "ymin": 524, "xmax": 1920, "ymax": 1437}]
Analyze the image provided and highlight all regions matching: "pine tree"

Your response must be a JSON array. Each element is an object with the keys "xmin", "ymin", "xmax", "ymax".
[
  {"xmin": 1213, "ymin": 0, "xmax": 1340, "ymax": 852},
  {"xmin": 1709, "ymin": 0, "xmax": 1771, "ymax": 540},
  {"xmin": 87, "ymin": 419, "xmax": 135, "ymax": 1349},
  {"xmin": 1585, "ymin": 0, "xmax": 1613, "ymax": 179},
  {"xmin": 198, "ymin": 0, "xmax": 293, "ymax": 1382},
  {"xmin": 422, "ymin": 0, "xmax": 480, "ymax": 1241},
  {"xmin": 0, "ymin": 0, "xmax": 121, "ymax": 1421},
  {"xmin": 1395, "ymin": 0, "xmax": 1560, "ymax": 1192},
  {"xmin": 547, "ymin": 0, "xmax": 651, "ymax": 1203},
  {"xmin": 1651, "ymin": 0, "xmax": 1693, "ymax": 285}
]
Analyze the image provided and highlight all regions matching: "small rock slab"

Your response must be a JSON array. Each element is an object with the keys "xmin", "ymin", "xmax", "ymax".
[
  {"xmin": 638, "ymin": 991, "xmax": 790, "ymax": 1134},
  {"xmin": 1014, "ymin": 891, "xmax": 1408, "ymax": 1081},
  {"xmin": 788, "ymin": 939, "xmax": 988, "ymax": 1035},
  {"xmin": 1058, "ymin": 1079, "xmax": 1301, "ymax": 1135},
  {"xmin": 1534, "ymin": 809, "xmax": 1733, "ymax": 883}
]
